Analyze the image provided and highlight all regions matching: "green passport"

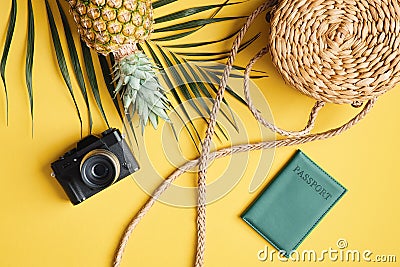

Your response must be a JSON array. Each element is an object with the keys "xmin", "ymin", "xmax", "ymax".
[{"xmin": 241, "ymin": 150, "xmax": 347, "ymax": 255}]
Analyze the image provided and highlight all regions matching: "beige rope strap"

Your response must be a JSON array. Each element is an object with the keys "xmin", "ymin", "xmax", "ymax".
[
  {"xmin": 243, "ymin": 45, "xmax": 326, "ymax": 137},
  {"xmin": 113, "ymin": 98, "xmax": 376, "ymax": 267},
  {"xmin": 196, "ymin": 2, "xmax": 273, "ymax": 266},
  {"xmin": 112, "ymin": 0, "xmax": 392, "ymax": 266}
]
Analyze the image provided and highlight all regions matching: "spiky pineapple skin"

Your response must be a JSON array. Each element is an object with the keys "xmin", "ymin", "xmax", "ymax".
[{"xmin": 67, "ymin": 0, "xmax": 154, "ymax": 55}]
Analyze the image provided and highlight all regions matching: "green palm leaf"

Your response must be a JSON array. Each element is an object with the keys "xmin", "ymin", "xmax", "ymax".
[
  {"xmin": 154, "ymin": 17, "xmax": 245, "ymax": 33},
  {"xmin": 151, "ymin": 28, "xmax": 202, "ymax": 42},
  {"xmin": 205, "ymin": 69, "xmax": 247, "ymax": 105},
  {"xmin": 153, "ymin": 0, "xmax": 177, "ymax": 9},
  {"xmin": 189, "ymin": 64, "xmax": 239, "ymax": 131},
  {"xmin": 56, "ymin": 0, "xmax": 93, "ymax": 133},
  {"xmin": 170, "ymin": 52, "xmax": 238, "ymax": 139},
  {"xmin": 154, "ymin": 2, "xmax": 241, "ymax": 24},
  {"xmin": 151, "ymin": 0, "xmax": 231, "ymax": 42},
  {"xmin": 174, "ymin": 33, "xmax": 261, "ymax": 58},
  {"xmin": 158, "ymin": 45, "xmax": 228, "ymax": 141},
  {"xmin": 0, "ymin": 0, "xmax": 17, "ymax": 125},
  {"xmin": 80, "ymin": 40, "xmax": 110, "ymax": 128},
  {"xmin": 143, "ymin": 42, "xmax": 202, "ymax": 145},
  {"xmin": 26, "ymin": 0, "xmax": 34, "ymax": 135},
  {"xmin": 164, "ymin": 29, "xmax": 240, "ymax": 49},
  {"xmin": 45, "ymin": 0, "xmax": 83, "ymax": 136}
]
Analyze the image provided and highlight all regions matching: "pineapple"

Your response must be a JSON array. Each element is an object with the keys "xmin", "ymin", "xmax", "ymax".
[{"xmin": 66, "ymin": 0, "xmax": 170, "ymax": 130}]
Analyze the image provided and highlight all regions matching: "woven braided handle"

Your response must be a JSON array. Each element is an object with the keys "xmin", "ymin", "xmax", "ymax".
[{"xmin": 112, "ymin": 1, "xmax": 378, "ymax": 266}]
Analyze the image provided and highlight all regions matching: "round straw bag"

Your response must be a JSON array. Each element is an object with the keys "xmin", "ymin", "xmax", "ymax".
[
  {"xmin": 113, "ymin": 1, "xmax": 400, "ymax": 266},
  {"xmin": 269, "ymin": 0, "xmax": 400, "ymax": 107}
]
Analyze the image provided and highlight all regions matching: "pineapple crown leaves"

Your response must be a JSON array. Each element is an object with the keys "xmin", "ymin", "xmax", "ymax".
[{"xmin": 113, "ymin": 51, "xmax": 170, "ymax": 132}]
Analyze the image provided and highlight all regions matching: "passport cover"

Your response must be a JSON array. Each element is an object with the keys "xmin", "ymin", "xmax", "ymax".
[{"xmin": 241, "ymin": 150, "xmax": 347, "ymax": 255}]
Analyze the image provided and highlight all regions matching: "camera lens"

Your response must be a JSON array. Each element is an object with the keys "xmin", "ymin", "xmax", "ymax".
[
  {"xmin": 92, "ymin": 164, "xmax": 108, "ymax": 178},
  {"xmin": 80, "ymin": 149, "xmax": 120, "ymax": 188}
]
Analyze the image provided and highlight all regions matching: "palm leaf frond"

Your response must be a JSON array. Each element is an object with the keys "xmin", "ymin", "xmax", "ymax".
[
  {"xmin": 106, "ymin": 1, "xmax": 270, "ymax": 144},
  {"xmin": 80, "ymin": 40, "xmax": 109, "ymax": 128},
  {"xmin": 154, "ymin": 2, "xmax": 241, "ymax": 24},
  {"xmin": 45, "ymin": 0, "xmax": 82, "ymax": 136},
  {"xmin": 151, "ymin": 28, "xmax": 202, "ymax": 42},
  {"xmin": 206, "ymin": 69, "xmax": 247, "ymax": 106},
  {"xmin": 174, "ymin": 32, "xmax": 261, "ymax": 58},
  {"xmin": 0, "ymin": 0, "xmax": 17, "ymax": 125},
  {"xmin": 157, "ymin": 46, "xmax": 207, "ymax": 122},
  {"xmin": 163, "ymin": 29, "xmax": 240, "ymax": 49},
  {"xmin": 151, "ymin": 0, "xmax": 232, "ymax": 42},
  {"xmin": 143, "ymin": 42, "xmax": 201, "ymax": 150},
  {"xmin": 142, "ymin": 1, "xmax": 267, "ymax": 140},
  {"xmin": 154, "ymin": 17, "xmax": 246, "ymax": 34},
  {"xmin": 153, "ymin": 0, "xmax": 177, "ymax": 9},
  {"xmin": 56, "ymin": 0, "xmax": 93, "ymax": 133},
  {"xmin": 183, "ymin": 62, "xmax": 239, "ymax": 132},
  {"xmin": 26, "ymin": 0, "xmax": 34, "ymax": 134},
  {"xmin": 168, "ymin": 52, "xmax": 233, "ymax": 140}
]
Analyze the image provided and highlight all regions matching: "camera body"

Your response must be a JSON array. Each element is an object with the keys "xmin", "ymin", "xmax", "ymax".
[{"xmin": 51, "ymin": 128, "xmax": 139, "ymax": 205}]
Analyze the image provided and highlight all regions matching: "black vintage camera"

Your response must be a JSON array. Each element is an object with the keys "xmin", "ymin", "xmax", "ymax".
[{"xmin": 51, "ymin": 128, "xmax": 139, "ymax": 205}]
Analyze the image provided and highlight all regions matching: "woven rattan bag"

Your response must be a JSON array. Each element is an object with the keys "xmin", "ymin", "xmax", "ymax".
[
  {"xmin": 113, "ymin": 1, "xmax": 400, "ymax": 266},
  {"xmin": 270, "ymin": 0, "xmax": 400, "ymax": 107}
]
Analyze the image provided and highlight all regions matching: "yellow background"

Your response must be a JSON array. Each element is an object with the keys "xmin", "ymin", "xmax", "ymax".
[{"xmin": 0, "ymin": 0, "xmax": 399, "ymax": 266}]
